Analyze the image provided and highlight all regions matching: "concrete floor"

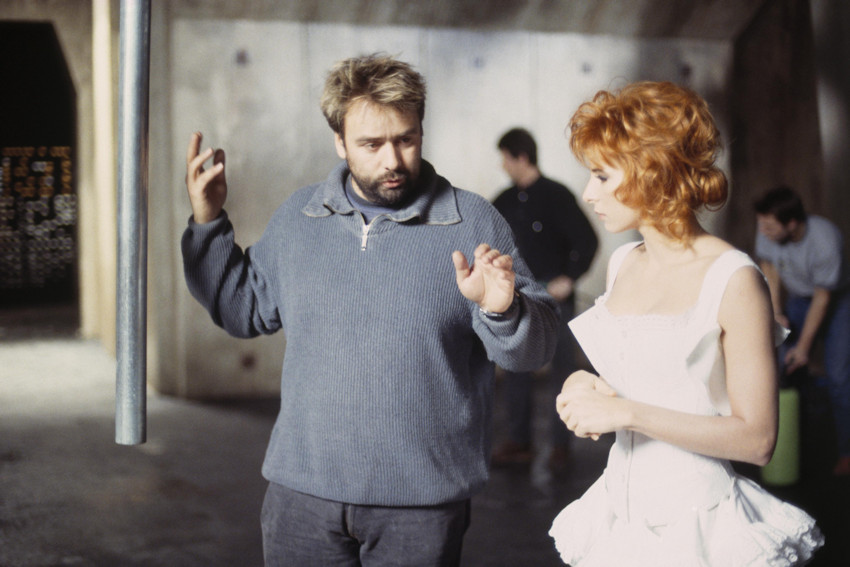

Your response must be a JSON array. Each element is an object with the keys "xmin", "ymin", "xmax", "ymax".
[{"xmin": 1, "ymin": 307, "xmax": 848, "ymax": 566}]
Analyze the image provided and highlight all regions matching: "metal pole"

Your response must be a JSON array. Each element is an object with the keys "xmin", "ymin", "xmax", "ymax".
[{"xmin": 115, "ymin": 0, "xmax": 150, "ymax": 445}]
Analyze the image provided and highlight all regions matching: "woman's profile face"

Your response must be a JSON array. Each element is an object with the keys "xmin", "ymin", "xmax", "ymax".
[{"xmin": 581, "ymin": 163, "xmax": 640, "ymax": 234}]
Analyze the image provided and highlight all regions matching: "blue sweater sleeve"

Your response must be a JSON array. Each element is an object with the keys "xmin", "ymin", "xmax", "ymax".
[
  {"xmin": 462, "ymin": 195, "xmax": 560, "ymax": 371},
  {"xmin": 472, "ymin": 264, "xmax": 560, "ymax": 371},
  {"xmin": 181, "ymin": 212, "xmax": 281, "ymax": 338}
]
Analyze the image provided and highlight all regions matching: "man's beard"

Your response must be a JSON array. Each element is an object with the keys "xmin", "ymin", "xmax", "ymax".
[{"xmin": 349, "ymin": 166, "xmax": 418, "ymax": 208}]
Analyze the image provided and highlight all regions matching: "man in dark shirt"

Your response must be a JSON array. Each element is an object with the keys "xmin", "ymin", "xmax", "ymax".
[{"xmin": 492, "ymin": 127, "xmax": 598, "ymax": 469}]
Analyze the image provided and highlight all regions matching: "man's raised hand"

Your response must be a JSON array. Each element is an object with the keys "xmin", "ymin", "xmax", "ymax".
[
  {"xmin": 185, "ymin": 131, "xmax": 227, "ymax": 224},
  {"xmin": 452, "ymin": 244, "xmax": 516, "ymax": 314}
]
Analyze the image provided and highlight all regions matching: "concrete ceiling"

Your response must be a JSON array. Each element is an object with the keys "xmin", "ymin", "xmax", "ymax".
[{"xmin": 173, "ymin": 0, "xmax": 772, "ymax": 41}]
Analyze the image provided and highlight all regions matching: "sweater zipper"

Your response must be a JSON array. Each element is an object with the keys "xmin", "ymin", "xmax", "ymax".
[{"xmin": 360, "ymin": 222, "xmax": 371, "ymax": 251}]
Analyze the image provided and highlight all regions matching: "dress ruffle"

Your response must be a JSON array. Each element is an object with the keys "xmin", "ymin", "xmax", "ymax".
[{"xmin": 549, "ymin": 474, "xmax": 824, "ymax": 566}]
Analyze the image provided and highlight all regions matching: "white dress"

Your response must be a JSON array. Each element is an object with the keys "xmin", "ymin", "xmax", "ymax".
[{"xmin": 549, "ymin": 242, "xmax": 825, "ymax": 566}]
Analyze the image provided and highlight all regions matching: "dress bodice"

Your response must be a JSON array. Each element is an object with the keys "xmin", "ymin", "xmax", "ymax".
[
  {"xmin": 570, "ymin": 242, "xmax": 769, "ymax": 415},
  {"xmin": 568, "ymin": 242, "xmax": 769, "ymax": 525}
]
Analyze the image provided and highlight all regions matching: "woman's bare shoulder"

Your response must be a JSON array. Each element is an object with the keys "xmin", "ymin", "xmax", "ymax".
[{"xmin": 693, "ymin": 233, "xmax": 736, "ymax": 257}]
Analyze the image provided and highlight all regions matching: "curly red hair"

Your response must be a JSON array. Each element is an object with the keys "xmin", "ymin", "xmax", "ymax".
[{"xmin": 569, "ymin": 81, "xmax": 728, "ymax": 241}]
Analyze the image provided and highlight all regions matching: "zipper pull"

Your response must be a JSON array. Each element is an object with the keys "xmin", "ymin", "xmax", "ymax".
[{"xmin": 360, "ymin": 223, "xmax": 371, "ymax": 250}]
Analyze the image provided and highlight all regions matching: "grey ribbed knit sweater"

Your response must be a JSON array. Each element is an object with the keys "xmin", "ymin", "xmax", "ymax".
[{"xmin": 182, "ymin": 160, "xmax": 559, "ymax": 506}]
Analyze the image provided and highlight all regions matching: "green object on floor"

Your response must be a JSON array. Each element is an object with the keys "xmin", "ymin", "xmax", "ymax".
[{"xmin": 761, "ymin": 387, "xmax": 800, "ymax": 486}]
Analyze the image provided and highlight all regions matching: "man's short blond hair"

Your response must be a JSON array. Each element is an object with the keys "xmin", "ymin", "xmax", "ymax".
[{"xmin": 320, "ymin": 53, "xmax": 427, "ymax": 136}]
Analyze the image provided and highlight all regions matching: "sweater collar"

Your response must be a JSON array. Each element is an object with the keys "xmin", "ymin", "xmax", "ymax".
[{"xmin": 302, "ymin": 159, "xmax": 461, "ymax": 225}]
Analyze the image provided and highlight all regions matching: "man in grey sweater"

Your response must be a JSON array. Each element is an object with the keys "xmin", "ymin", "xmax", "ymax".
[{"xmin": 182, "ymin": 54, "xmax": 558, "ymax": 566}]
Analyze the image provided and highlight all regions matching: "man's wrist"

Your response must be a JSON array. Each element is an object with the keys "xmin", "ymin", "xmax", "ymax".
[{"xmin": 479, "ymin": 291, "xmax": 520, "ymax": 319}]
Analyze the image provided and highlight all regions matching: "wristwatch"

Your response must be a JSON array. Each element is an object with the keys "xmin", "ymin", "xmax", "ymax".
[{"xmin": 479, "ymin": 291, "xmax": 521, "ymax": 319}]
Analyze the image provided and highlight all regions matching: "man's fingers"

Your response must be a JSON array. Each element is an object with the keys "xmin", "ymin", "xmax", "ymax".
[
  {"xmin": 482, "ymin": 249, "xmax": 501, "ymax": 264},
  {"xmin": 493, "ymin": 254, "xmax": 513, "ymax": 271},
  {"xmin": 475, "ymin": 247, "xmax": 513, "ymax": 273},
  {"xmin": 452, "ymin": 251, "xmax": 470, "ymax": 279},
  {"xmin": 186, "ymin": 132, "xmax": 225, "ymax": 187},
  {"xmin": 473, "ymin": 243, "xmax": 492, "ymax": 259},
  {"xmin": 188, "ymin": 148, "xmax": 215, "ymax": 182},
  {"xmin": 186, "ymin": 132, "xmax": 203, "ymax": 166},
  {"xmin": 213, "ymin": 148, "xmax": 226, "ymax": 167},
  {"xmin": 196, "ymin": 162, "xmax": 224, "ymax": 188}
]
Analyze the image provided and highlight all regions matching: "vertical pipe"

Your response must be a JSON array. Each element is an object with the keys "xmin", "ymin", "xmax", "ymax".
[{"xmin": 115, "ymin": 0, "xmax": 151, "ymax": 445}]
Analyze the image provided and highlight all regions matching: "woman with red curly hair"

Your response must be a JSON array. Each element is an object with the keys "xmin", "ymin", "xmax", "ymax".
[{"xmin": 550, "ymin": 82, "xmax": 824, "ymax": 566}]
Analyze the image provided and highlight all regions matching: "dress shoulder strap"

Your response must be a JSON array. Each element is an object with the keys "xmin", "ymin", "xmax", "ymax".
[
  {"xmin": 695, "ymin": 249, "xmax": 759, "ymax": 321},
  {"xmin": 605, "ymin": 241, "xmax": 643, "ymax": 291},
  {"xmin": 695, "ymin": 249, "xmax": 789, "ymax": 345}
]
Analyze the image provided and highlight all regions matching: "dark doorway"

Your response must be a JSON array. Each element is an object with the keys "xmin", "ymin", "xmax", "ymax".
[{"xmin": 0, "ymin": 21, "xmax": 79, "ymax": 338}]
